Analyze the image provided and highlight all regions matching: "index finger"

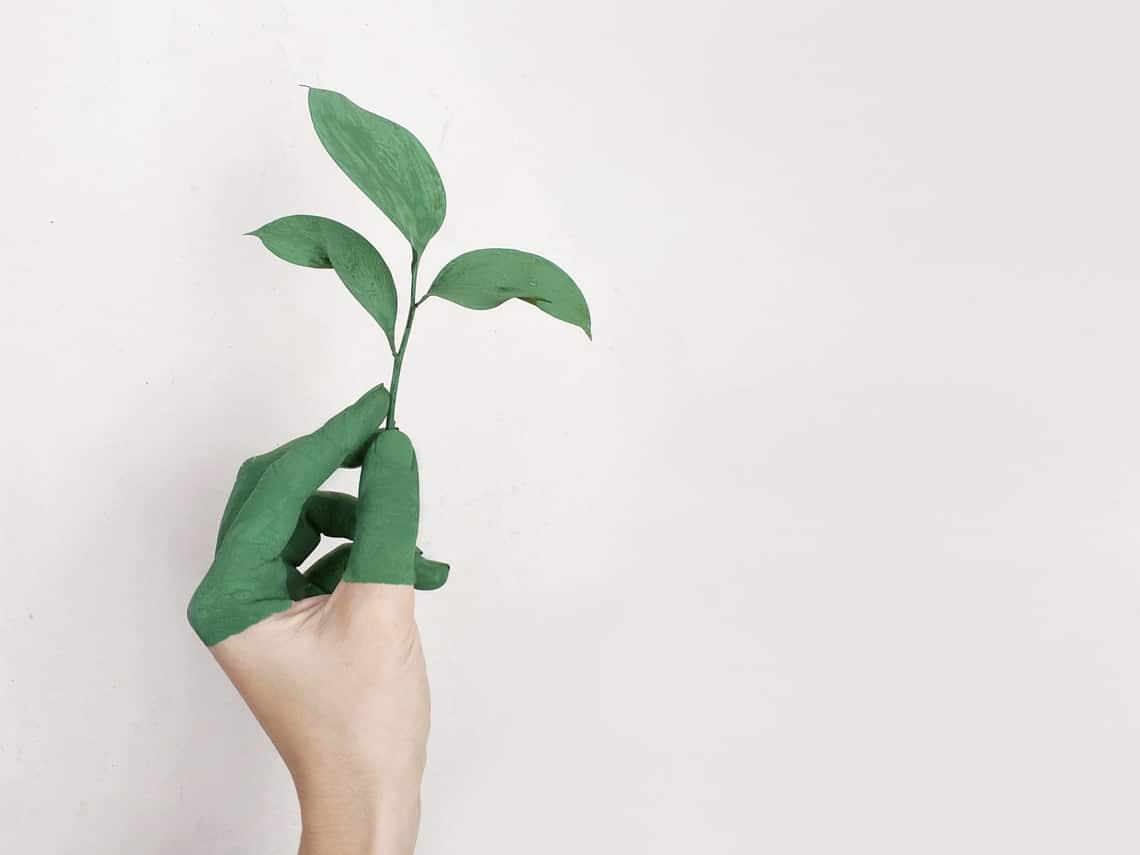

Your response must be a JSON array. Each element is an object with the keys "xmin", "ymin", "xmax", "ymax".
[
  {"xmin": 218, "ymin": 383, "xmax": 390, "ymax": 563},
  {"xmin": 188, "ymin": 385, "xmax": 390, "ymax": 646}
]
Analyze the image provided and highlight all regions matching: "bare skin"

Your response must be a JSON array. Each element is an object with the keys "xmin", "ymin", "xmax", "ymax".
[{"xmin": 210, "ymin": 582, "xmax": 428, "ymax": 855}]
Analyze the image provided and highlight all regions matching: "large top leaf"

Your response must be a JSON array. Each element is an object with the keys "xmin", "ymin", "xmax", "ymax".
[
  {"xmin": 307, "ymin": 87, "xmax": 446, "ymax": 254},
  {"xmin": 426, "ymin": 248, "xmax": 591, "ymax": 338},
  {"xmin": 248, "ymin": 215, "xmax": 398, "ymax": 350}
]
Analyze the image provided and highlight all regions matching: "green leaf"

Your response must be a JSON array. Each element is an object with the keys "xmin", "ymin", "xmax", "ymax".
[
  {"xmin": 248, "ymin": 215, "xmax": 398, "ymax": 351},
  {"xmin": 426, "ymin": 249, "xmax": 592, "ymax": 338},
  {"xmin": 307, "ymin": 87, "xmax": 446, "ymax": 254}
]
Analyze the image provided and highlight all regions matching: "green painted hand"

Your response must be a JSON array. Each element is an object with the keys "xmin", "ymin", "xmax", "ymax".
[
  {"xmin": 196, "ymin": 88, "xmax": 590, "ymax": 646},
  {"xmin": 187, "ymin": 384, "xmax": 448, "ymax": 647}
]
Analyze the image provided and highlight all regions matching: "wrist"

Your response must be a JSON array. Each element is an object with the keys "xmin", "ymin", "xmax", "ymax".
[{"xmin": 298, "ymin": 785, "xmax": 420, "ymax": 855}]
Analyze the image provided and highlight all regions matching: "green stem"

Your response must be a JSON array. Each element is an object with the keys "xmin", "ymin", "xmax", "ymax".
[{"xmin": 386, "ymin": 250, "xmax": 421, "ymax": 430}]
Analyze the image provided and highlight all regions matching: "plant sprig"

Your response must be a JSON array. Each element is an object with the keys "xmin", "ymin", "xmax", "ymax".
[{"xmin": 248, "ymin": 86, "xmax": 592, "ymax": 432}]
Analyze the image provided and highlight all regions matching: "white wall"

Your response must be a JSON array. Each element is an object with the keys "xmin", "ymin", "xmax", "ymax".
[{"xmin": 3, "ymin": 2, "xmax": 1139, "ymax": 852}]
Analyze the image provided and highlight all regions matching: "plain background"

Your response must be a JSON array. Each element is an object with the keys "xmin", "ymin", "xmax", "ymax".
[{"xmin": 2, "ymin": 1, "xmax": 1138, "ymax": 852}]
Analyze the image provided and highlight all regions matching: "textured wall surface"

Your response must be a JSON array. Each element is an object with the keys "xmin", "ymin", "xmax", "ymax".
[{"xmin": 3, "ymin": 2, "xmax": 1140, "ymax": 852}]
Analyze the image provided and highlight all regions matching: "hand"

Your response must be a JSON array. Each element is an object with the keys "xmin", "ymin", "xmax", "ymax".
[{"xmin": 188, "ymin": 385, "xmax": 446, "ymax": 855}]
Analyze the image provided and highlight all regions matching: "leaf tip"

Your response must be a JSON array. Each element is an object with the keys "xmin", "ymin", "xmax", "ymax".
[{"xmin": 579, "ymin": 313, "xmax": 593, "ymax": 340}]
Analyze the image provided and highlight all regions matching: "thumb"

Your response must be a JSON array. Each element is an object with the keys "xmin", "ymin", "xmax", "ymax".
[{"xmin": 342, "ymin": 429, "xmax": 420, "ymax": 586}]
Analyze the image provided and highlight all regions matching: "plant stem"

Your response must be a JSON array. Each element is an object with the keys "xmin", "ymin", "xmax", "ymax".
[{"xmin": 385, "ymin": 249, "xmax": 421, "ymax": 429}]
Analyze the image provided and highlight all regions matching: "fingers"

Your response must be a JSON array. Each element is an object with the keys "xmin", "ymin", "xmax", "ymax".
[
  {"xmin": 220, "ymin": 384, "xmax": 390, "ymax": 563},
  {"xmin": 214, "ymin": 443, "xmax": 292, "ymax": 554},
  {"xmin": 341, "ymin": 430, "xmax": 381, "ymax": 469},
  {"xmin": 281, "ymin": 491, "xmax": 358, "ymax": 567},
  {"xmin": 342, "ymin": 430, "xmax": 420, "ymax": 587},
  {"xmin": 413, "ymin": 548, "xmax": 450, "ymax": 591},
  {"xmin": 188, "ymin": 385, "xmax": 389, "ymax": 647},
  {"xmin": 187, "ymin": 557, "xmax": 298, "ymax": 645},
  {"xmin": 304, "ymin": 542, "xmax": 352, "ymax": 594},
  {"xmin": 329, "ymin": 430, "xmax": 421, "ymax": 633},
  {"xmin": 305, "ymin": 543, "xmax": 450, "ymax": 595},
  {"xmin": 214, "ymin": 429, "xmax": 377, "ymax": 554},
  {"xmin": 286, "ymin": 563, "xmax": 327, "ymax": 600},
  {"xmin": 283, "ymin": 490, "xmax": 451, "ymax": 593}
]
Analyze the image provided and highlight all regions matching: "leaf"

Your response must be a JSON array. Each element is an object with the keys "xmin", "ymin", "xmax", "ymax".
[
  {"xmin": 426, "ymin": 249, "xmax": 591, "ymax": 338},
  {"xmin": 248, "ymin": 215, "xmax": 398, "ymax": 351},
  {"xmin": 307, "ymin": 87, "xmax": 446, "ymax": 254}
]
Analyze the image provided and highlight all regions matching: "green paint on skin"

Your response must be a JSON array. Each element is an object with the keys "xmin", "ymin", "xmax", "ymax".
[
  {"xmin": 189, "ymin": 385, "xmax": 387, "ymax": 645},
  {"xmin": 345, "ymin": 430, "xmax": 420, "ymax": 585},
  {"xmin": 189, "ymin": 87, "xmax": 594, "ymax": 647},
  {"xmin": 303, "ymin": 543, "xmax": 449, "ymax": 594},
  {"xmin": 304, "ymin": 543, "xmax": 352, "ymax": 593},
  {"xmin": 283, "ymin": 491, "xmax": 447, "ymax": 590},
  {"xmin": 187, "ymin": 387, "xmax": 447, "ymax": 646},
  {"xmin": 412, "ymin": 548, "xmax": 450, "ymax": 591}
]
